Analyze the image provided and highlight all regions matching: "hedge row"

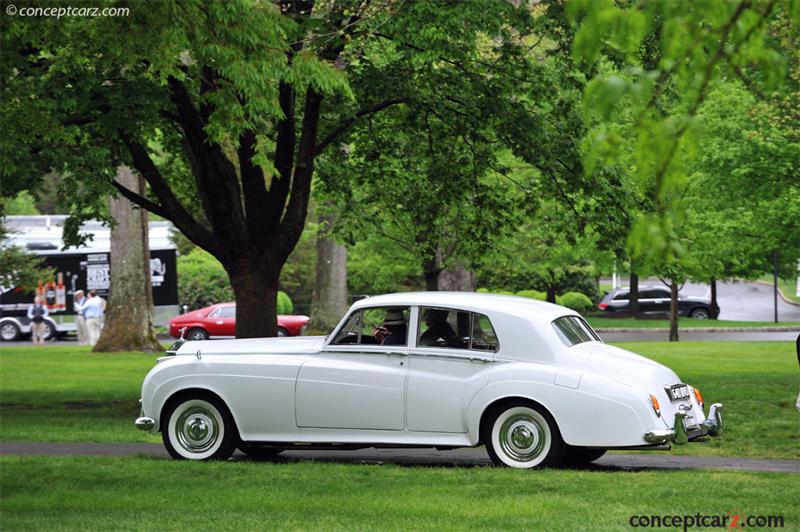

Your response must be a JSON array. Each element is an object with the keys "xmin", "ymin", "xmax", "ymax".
[{"xmin": 478, "ymin": 288, "xmax": 594, "ymax": 312}]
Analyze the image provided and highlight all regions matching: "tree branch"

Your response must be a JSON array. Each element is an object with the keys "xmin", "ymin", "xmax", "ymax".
[
  {"xmin": 316, "ymin": 98, "xmax": 406, "ymax": 154},
  {"xmin": 120, "ymin": 134, "xmax": 225, "ymax": 258}
]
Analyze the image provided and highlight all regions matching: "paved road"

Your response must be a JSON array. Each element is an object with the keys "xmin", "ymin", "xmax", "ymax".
[
  {"xmin": 608, "ymin": 278, "xmax": 800, "ymax": 322},
  {"xmin": 2, "ymin": 442, "xmax": 797, "ymax": 473}
]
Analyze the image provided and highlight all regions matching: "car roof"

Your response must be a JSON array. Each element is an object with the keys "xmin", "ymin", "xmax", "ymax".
[{"xmin": 350, "ymin": 291, "xmax": 577, "ymax": 321}]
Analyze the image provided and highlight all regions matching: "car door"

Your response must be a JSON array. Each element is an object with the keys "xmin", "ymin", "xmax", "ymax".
[
  {"xmin": 295, "ymin": 306, "xmax": 410, "ymax": 430},
  {"xmin": 406, "ymin": 308, "xmax": 497, "ymax": 433},
  {"xmin": 641, "ymin": 288, "xmax": 670, "ymax": 314},
  {"xmin": 205, "ymin": 305, "xmax": 235, "ymax": 337}
]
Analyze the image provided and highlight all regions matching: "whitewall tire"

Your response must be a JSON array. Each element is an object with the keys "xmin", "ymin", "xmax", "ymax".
[
  {"xmin": 162, "ymin": 395, "xmax": 238, "ymax": 460},
  {"xmin": 484, "ymin": 403, "xmax": 564, "ymax": 469}
]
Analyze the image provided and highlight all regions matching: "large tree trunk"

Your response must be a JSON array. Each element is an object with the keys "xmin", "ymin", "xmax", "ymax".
[
  {"xmin": 310, "ymin": 213, "xmax": 348, "ymax": 333},
  {"xmin": 437, "ymin": 263, "xmax": 475, "ymax": 291},
  {"xmin": 629, "ymin": 271, "xmax": 640, "ymax": 318},
  {"xmin": 422, "ymin": 256, "xmax": 441, "ymax": 291},
  {"xmin": 710, "ymin": 277, "xmax": 720, "ymax": 319},
  {"xmin": 94, "ymin": 167, "xmax": 161, "ymax": 353},
  {"xmin": 669, "ymin": 279, "xmax": 679, "ymax": 342},
  {"xmin": 228, "ymin": 259, "xmax": 280, "ymax": 338},
  {"xmin": 546, "ymin": 285, "xmax": 557, "ymax": 304}
]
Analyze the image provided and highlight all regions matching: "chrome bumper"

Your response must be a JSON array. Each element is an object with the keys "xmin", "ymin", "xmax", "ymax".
[
  {"xmin": 135, "ymin": 416, "xmax": 156, "ymax": 431},
  {"xmin": 644, "ymin": 403, "xmax": 723, "ymax": 445}
]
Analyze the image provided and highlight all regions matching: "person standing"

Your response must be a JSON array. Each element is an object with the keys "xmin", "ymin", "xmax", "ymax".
[
  {"xmin": 79, "ymin": 290, "xmax": 105, "ymax": 346},
  {"xmin": 27, "ymin": 296, "xmax": 49, "ymax": 345},
  {"xmin": 73, "ymin": 290, "xmax": 88, "ymax": 345}
]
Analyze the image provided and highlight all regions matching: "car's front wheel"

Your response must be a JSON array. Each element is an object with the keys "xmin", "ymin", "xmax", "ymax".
[
  {"xmin": 484, "ymin": 402, "xmax": 564, "ymax": 469},
  {"xmin": 162, "ymin": 394, "xmax": 238, "ymax": 460},
  {"xmin": 186, "ymin": 327, "xmax": 209, "ymax": 341},
  {"xmin": 689, "ymin": 308, "xmax": 710, "ymax": 319},
  {"xmin": 277, "ymin": 327, "xmax": 289, "ymax": 337}
]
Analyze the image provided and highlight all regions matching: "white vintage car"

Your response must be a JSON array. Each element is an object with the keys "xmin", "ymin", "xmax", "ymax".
[{"xmin": 135, "ymin": 292, "xmax": 723, "ymax": 468}]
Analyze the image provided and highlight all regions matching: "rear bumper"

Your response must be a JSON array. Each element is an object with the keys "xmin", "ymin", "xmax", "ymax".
[{"xmin": 644, "ymin": 403, "xmax": 723, "ymax": 445}]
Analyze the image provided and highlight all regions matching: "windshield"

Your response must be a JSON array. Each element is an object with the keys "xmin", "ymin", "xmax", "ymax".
[{"xmin": 551, "ymin": 316, "xmax": 602, "ymax": 347}]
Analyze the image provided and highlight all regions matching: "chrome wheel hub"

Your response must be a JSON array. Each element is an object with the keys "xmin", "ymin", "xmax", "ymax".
[
  {"xmin": 499, "ymin": 414, "xmax": 547, "ymax": 462},
  {"xmin": 175, "ymin": 406, "xmax": 219, "ymax": 453}
]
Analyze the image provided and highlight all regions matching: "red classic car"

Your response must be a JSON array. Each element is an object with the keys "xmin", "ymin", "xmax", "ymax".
[{"xmin": 169, "ymin": 303, "xmax": 309, "ymax": 340}]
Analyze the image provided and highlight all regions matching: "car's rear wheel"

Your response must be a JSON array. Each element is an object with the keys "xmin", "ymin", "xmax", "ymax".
[
  {"xmin": 238, "ymin": 443, "xmax": 283, "ymax": 460},
  {"xmin": 562, "ymin": 445, "xmax": 606, "ymax": 466},
  {"xmin": 0, "ymin": 322, "xmax": 20, "ymax": 341},
  {"xmin": 162, "ymin": 394, "xmax": 238, "ymax": 460},
  {"xmin": 689, "ymin": 308, "xmax": 710, "ymax": 319},
  {"xmin": 483, "ymin": 402, "xmax": 564, "ymax": 469},
  {"xmin": 277, "ymin": 327, "xmax": 289, "ymax": 337},
  {"xmin": 186, "ymin": 327, "xmax": 209, "ymax": 341}
]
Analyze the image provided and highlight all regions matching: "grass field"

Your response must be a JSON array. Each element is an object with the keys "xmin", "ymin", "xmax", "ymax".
[
  {"xmin": 586, "ymin": 317, "xmax": 800, "ymax": 329},
  {"xmin": 1, "ymin": 342, "xmax": 798, "ymax": 459},
  {"xmin": 1, "ymin": 457, "xmax": 797, "ymax": 530}
]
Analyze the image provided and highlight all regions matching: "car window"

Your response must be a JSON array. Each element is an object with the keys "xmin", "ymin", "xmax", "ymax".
[
  {"xmin": 417, "ymin": 307, "xmax": 499, "ymax": 352},
  {"xmin": 552, "ymin": 316, "xmax": 601, "ymax": 347},
  {"xmin": 208, "ymin": 307, "xmax": 222, "ymax": 317},
  {"xmin": 331, "ymin": 311, "xmax": 361, "ymax": 345},
  {"xmin": 332, "ymin": 307, "xmax": 409, "ymax": 346},
  {"xmin": 219, "ymin": 306, "xmax": 236, "ymax": 318},
  {"xmin": 418, "ymin": 307, "xmax": 469, "ymax": 349},
  {"xmin": 471, "ymin": 314, "xmax": 499, "ymax": 352},
  {"xmin": 612, "ymin": 292, "xmax": 628, "ymax": 301}
]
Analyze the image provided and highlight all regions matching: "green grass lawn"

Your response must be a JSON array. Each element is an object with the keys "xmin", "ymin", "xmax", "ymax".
[
  {"xmin": 1, "ymin": 456, "xmax": 797, "ymax": 530},
  {"xmin": 1, "ymin": 342, "xmax": 798, "ymax": 458},
  {"xmin": 586, "ymin": 316, "xmax": 800, "ymax": 329},
  {"xmin": 0, "ymin": 345, "xmax": 161, "ymax": 443}
]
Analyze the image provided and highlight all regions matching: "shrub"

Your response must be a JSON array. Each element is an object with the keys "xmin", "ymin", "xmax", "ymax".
[
  {"xmin": 477, "ymin": 288, "xmax": 515, "ymax": 295},
  {"xmin": 557, "ymin": 291, "xmax": 594, "ymax": 313},
  {"xmin": 178, "ymin": 249, "xmax": 293, "ymax": 313},
  {"xmin": 515, "ymin": 289, "xmax": 546, "ymax": 301}
]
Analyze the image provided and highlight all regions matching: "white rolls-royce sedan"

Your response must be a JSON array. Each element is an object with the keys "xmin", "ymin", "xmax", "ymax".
[{"xmin": 135, "ymin": 292, "xmax": 723, "ymax": 468}]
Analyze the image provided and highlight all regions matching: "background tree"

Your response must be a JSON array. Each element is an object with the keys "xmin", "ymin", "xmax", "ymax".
[{"xmin": 93, "ymin": 167, "xmax": 161, "ymax": 352}]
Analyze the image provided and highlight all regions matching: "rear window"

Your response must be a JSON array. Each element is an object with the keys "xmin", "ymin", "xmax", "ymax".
[{"xmin": 552, "ymin": 316, "xmax": 601, "ymax": 347}]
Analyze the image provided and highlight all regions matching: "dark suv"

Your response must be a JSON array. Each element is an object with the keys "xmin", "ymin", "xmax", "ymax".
[{"xmin": 598, "ymin": 286, "xmax": 712, "ymax": 319}]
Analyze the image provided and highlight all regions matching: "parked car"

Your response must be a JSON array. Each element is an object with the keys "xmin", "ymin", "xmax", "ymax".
[
  {"xmin": 137, "ymin": 292, "xmax": 723, "ymax": 467},
  {"xmin": 168, "ymin": 303, "xmax": 309, "ymax": 340},
  {"xmin": 597, "ymin": 286, "xmax": 712, "ymax": 319}
]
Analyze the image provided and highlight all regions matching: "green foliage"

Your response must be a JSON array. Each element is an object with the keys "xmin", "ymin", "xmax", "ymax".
[
  {"xmin": 515, "ymin": 290, "xmax": 546, "ymax": 301},
  {"xmin": 176, "ymin": 249, "xmax": 234, "ymax": 310},
  {"xmin": 1, "ymin": 192, "xmax": 39, "ymax": 215},
  {"xmin": 556, "ymin": 291, "xmax": 594, "ymax": 312},
  {"xmin": 277, "ymin": 291, "xmax": 294, "ymax": 315},
  {"xmin": 0, "ymin": 224, "xmax": 54, "ymax": 290},
  {"xmin": 177, "ymin": 249, "xmax": 292, "ymax": 313}
]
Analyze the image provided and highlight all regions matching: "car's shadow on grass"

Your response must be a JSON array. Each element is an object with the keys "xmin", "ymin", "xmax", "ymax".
[{"xmin": 228, "ymin": 449, "xmax": 666, "ymax": 472}]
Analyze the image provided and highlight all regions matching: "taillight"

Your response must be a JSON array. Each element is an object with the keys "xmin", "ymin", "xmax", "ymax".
[
  {"xmin": 693, "ymin": 387, "xmax": 704, "ymax": 406},
  {"xmin": 598, "ymin": 303, "xmax": 608, "ymax": 310},
  {"xmin": 649, "ymin": 394, "xmax": 661, "ymax": 417}
]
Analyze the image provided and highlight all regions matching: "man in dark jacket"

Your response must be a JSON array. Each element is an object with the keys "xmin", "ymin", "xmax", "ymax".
[{"xmin": 27, "ymin": 296, "xmax": 49, "ymax": 345}]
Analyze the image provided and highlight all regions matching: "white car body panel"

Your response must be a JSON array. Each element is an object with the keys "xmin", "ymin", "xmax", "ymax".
[{"xmin": 138, "ymin": 292, "xmax": 717, "ymax": 451}]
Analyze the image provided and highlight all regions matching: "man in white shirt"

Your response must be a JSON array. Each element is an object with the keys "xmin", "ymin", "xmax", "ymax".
[
  {"xmin": 73, "ymin": 290, "xmax": 88, "ymax": 345},
  {"xmin": 79, "ymin": 290, "xmax": 106, "ymax": 346}
]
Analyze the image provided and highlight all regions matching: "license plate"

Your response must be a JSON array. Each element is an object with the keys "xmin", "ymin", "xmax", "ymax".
[{"xmin": 666, "ymin": 384, "xmax": 690, "ymax": 401}]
